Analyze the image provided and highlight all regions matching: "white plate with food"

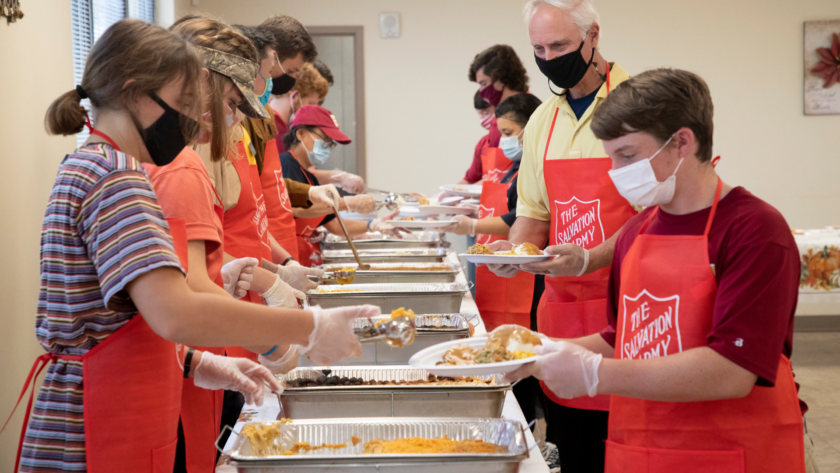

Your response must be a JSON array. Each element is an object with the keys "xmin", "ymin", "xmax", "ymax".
[
  {"xmin": 409, "ymin": 328, "xmax": 542, "ymax": 376},
  {"xmin": 439, "ymin": 184, "xmax": 482, "ymax": 197},
  {"xmin": 393, "ymin": 218, "xmax": 455, "ymax": 229},
  {"xmin": 461, "ymin": 242, "xmax": 551, "ymax": 264},
  {"xmin": 461, "ymin": 198, "xmax": 480, "ymax": 205},
  {"xmin": 400, "ymin": 205, "xmax": 473, "ymax": 216}
]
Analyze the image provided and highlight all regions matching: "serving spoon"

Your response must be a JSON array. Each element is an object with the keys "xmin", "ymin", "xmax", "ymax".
[
  {"xmin": 331, "ymin": 202, "xmax": 370, "ymax": 270},
  {"xmin": 354, "ymin": 316, "xmax": 416, "ymax": 348}
]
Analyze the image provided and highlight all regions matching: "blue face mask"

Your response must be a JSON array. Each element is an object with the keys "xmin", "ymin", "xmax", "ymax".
[
  {"xmin": 499, "ymin": 134, "xmax": 523, "ymax": 162},
  {"xmin": 305, "ymin": 132, "xmax": 332, "ymax": 165},
  {"xmin": 258, "ymin": 72, "xmax": 272, "ymax": 107}
]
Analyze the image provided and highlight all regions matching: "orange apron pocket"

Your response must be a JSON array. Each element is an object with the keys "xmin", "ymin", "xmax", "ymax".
[{"xmin": 606, "ymin": 440, "xmax": 744, "ymax": 473}]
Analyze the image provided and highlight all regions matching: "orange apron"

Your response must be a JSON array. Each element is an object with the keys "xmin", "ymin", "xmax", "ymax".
[
  {"xmin": 481, "ymin": 147, "xmax": 513, "ymax": 183},
  {"xmin": 260, "ymin": 136, "xmax": 299, "ymax": 258},
  {"xmin": 537, "ymin": 71, "xmax": 637, "ymax": 410},
  {"xmin": 605, "ymin": 179, "xmax": 805, "ymax": 473},
  {"xmin": 179, "ymin": 189, "xmax": 226, "ymax": 473},
  {"xmin": 289, "ymin": 151, "xmax": 325, "ymax": 267},
  {"xmin": 475, "ymin": 175, "xmax": 535, "ymax": 331},
  {"xmin": 4, "ymin": 219, "xmax": 190, "ymax": 473}
]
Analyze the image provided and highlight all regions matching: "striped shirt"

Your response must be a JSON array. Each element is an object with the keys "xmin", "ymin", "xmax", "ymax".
[{"xmin": 21, "ymin": 144, "xmax": 183, "ymax": 472}]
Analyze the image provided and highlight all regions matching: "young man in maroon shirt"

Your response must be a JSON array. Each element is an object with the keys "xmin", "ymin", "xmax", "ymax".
[{"xmin": 505, "ymin": 68, "xmax": 816, "ymax": 472}]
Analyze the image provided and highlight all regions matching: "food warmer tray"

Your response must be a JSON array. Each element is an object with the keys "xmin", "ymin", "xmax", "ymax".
[
  {"xmin": 317, "ymin": 262, "xmax": 460, "ymax": 284},
  {"xmin": 321, "ymin": 248, "xmax": 448, "ymax": 264},
  {"xmin": 226, "ymin": 417, "xmax": 529, "ymax": 472},
  {"xmin": 322, "ymin": 231, "xmax": 444, "ymax": 250},
  {"xmin": 298, "ymin": 314, "xmax": 473, "ymax": 366},
  {"xmin": 305, "ymin": 283, "xmax": 467, "ymax": 313},
  {"xmin": 277, "ymin": 366, "xmax": 509, "ymax": 419}
]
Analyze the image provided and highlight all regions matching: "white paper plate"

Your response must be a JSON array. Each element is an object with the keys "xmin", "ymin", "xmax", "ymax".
[
  {"xmin": 437, "ymin": 195, "xmax": 466, "ymax": 205},
  {"xmin": 393, "ymin": 219, "xmax": 455, "ymax": 229},
  {"xmin": 460, "ymin": 253, "xmax": 553, "ymax": 264},
  {"xmin": 440, "ymin": 184, "xmax": 482, "ymax": 197},
  {"xmin": 409, "ymin": 337, "xmax": 536, "ymax": 376},
  {"xmin": 400, "ymin": 205, "xmax": 473, "ymax": 216},
  {"xmin": 461, "ymin": 198, "xmax": 480, "ymax": 205}
]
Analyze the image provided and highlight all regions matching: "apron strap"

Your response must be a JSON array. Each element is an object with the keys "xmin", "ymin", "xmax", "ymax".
[
  {"xmin": 290, "ymin": 150, "xmax": 315, "ymax": 186},
  {"xmin": 704, "ymin": 177, "xmax": 723, "ymax": 237},
  {"xmin": 542, "ymin": 108, "xmax": 561, "ymax": 165},
  {"xmin": 604, "ymin": 62, "xmax": 611, "ymax": 94},
  {"xmin": 1, "ymin": 353, "xmax": 56, "ymax": 473}
]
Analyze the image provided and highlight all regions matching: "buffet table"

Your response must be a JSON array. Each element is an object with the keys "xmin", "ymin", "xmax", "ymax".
[{"xmin": 215, "ymin": 251, "xmax": 549, "ymax": 472}]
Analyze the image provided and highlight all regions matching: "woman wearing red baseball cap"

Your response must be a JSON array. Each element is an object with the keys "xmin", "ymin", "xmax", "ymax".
[{"xmin": 279, "ymin": 105, "xmax": 404, "ymax": 266}]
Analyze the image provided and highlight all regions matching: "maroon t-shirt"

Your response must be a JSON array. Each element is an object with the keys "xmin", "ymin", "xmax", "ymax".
[
  {"xmin": 464, "ymin": 134, "xmax": 490, "ymax": 183},
  {"xmin": 600, "ymin": 187, "xmax": 801, "ymax": 390},
  {"xmin": 274, "ymin": 113, "xmax": 289, "ymax": 154}
]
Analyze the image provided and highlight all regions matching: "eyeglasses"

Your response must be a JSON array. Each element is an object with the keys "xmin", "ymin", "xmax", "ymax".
[{"xmin": 312, "ymin": 130, "xmax": 337, "ymax": 149}]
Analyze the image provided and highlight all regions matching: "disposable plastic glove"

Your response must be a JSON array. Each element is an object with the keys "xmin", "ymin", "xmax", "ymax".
[
  {"xmin": 441, "ymin": 215, "xmax": 477, "ymax": 236},
  {"xmin": 344, "ymin": 195, "xmax": 377, "ymax": 214},
  {"xmin": 484, "ymin": 241, "xmax": 520, "ymax": 278},
  {"xmin": 260, "ymin": 276, "xmax": 306, "ymax": 309},
  {"xmin": 222, "ymin": 257, "xmax": 259, "ymax": 299},
  {"xmin": 301, "ymin": 305, "xmax": 380, "ymax": 365},
  {"xmin": 308, "ymin": 184, "xmax": 341, "ymax": 208},
  {"xmin": 457, "ymin": 203, "xmax": 480, "ymax": 218},
  {"xmin": 503, "ymin": 341, "xmax": 602, "ymax": 399},
  {"xmin": 276, "ymin": 260, "xmax": 321, "ymax": 292},
  {"xmin": 369, "ymin": 211, "xmax": 410, "ymax": 238},
  {"xmin": 258, "ymin": 345, "xmax": 300, "ymax": 377},
  {"xmin": 332, "ymin": 171, "xmax": 365, "ymax": 194},
  {"xmin": 192, "ymin": 351, "xmax": 281, "ymax": 406}
]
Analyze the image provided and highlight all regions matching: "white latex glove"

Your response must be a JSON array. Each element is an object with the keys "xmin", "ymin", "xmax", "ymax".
[
  {"xmin": 276, "ymin": 260, "xmax": 321, "ymax": 292},
  {"xmin": 192, "ymin": 351, "xmax": 281, "ymax": 406},
  {"xmin": 332, "ymin": 171, "xmax": 365, "ymax": 194},
  {"xmin": 222, "ymin": 257, "xmax": 259, "ymax": 299},
  {"xmin": 457, "ymin": 203, "xmax": 480, "ymax": 218},
  {"xmin": 260, "ymin": 276, "xmax": 306, "ymax": 309},
  {"xmin": 258, "ymin": 345, "xmax": 300, "ymax": 377},
  {"xmin": 344, "ymin": 195, "xmax": 376, "ymax": 214},
  {"xmin": 369, "ymin": 210, "xmax": 410, "ymax": 238},
  {"xmin": 441, "ymin": 215, "xmax": 477, "ymax": 236},
  {"xmin": 484, "ymin": 240, "xmax": 520, "ymax": 278},
  {"xmin": 503, "ymin": 341, "xmax": 602, "ymax": 399},
  {"xmin": 301, "ymin": 305, "xmax": 380, "ymax": 365},
  {"xmin": 309, "ymin": 184, "xmax": 341, "ymax": 208}
]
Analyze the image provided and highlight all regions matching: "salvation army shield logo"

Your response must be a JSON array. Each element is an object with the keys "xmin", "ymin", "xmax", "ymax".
[
  {"xmin": 483, "ymin": 168, "xmax": 506, "ymax": 183},
  {"xmin": 618, "ymin": 289, "xmax": 682, "ymax": 360},
  {"xmin": 274, "ymin": 170, "xmax": 292, "ymax": 211},
  {"xmin": 477, "ymin": 205, "xmax": 495, "ymax": 245},
  {"xmin": 553, "ymin": 197, "xmax": 605, "ymax": 249}
]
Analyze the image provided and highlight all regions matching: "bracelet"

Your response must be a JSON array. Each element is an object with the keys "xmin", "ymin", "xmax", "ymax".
[
  {"xmin": 576, "ymin": 248, "xmax": 590, "ymax": 277},
  {"xmin": 262, "ymin": 345, "xmax": 279, "ymax": 356},
  {"xmin": 366, "ymin": 220, "xmax": 372, "ymax": 231},
  {"xmin": 281, "ymin": 257, "xmax": 296, "ymax": 266},
  {"xmin": 183, "ymin": 348, "xmax": 196, "ymax": 378}
]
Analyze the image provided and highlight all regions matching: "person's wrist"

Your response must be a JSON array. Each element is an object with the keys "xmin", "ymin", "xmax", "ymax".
[{"xmin": 282, "ymin": 257, "xmax": 296, "ymax": 266}]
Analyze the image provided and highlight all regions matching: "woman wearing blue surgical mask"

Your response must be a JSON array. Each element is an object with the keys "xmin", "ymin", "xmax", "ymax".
[
  {"xmin": 279, "ymin": 105, "xmax": 407, "ymax": 266},
  {"xmin": 441, "ymin": 93, "xmax": 545, "ymax": 426}
]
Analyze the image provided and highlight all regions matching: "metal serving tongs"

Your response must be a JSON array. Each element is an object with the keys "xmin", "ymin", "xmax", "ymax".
[
  {"xmin": 354, "ymin": 316, "xmax": 417, "ymax": 347},
  {"xmin": 331, "ymin": 202, "xmax": 370, "ymax": 270},
  {"xmin": 318, "ymin": 267, "xmax": 357, "ymax": 285},
  {"xmin": 366, "ymin": 188, "xmax": 403, "ymax": 211}
]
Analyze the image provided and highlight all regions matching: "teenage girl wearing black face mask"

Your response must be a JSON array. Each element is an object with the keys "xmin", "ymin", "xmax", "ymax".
[{"xmin": 10, "ymin": 19, "xmax": 366, "ymax": 473}]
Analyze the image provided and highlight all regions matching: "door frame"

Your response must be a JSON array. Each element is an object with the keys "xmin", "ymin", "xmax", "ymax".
[{"xmin": 307, "ymin": 26, "xmax": 366, "ymax": 181}]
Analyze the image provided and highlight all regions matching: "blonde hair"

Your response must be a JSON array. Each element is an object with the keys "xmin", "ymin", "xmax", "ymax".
[
  {"xmin": 292, "ymin": 63, "xmax": 329, "ymax": 101},
  {"xmin": 45, "ymin": 19, "xmax": 202, "ymax": 140},
  {"xmin": 170, "ymin": 16, "xmax": 259, "ymax": 162}
]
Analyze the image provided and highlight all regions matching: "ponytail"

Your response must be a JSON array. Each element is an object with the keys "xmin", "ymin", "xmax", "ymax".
[{"xmin": 45, "ymin": 89, "xmax": 87, "ymax": 136}]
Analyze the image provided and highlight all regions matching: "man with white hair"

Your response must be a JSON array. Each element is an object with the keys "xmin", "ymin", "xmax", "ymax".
[{"xmin": 486, "ymin": 1, "xmax": 637, "ymax": 471}]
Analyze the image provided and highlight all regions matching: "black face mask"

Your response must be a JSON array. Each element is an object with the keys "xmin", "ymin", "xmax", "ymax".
[
  {"xmin": 271, "ymin": 74, "xmax": 297, "ymax": 96},
  {"xmin": 138, "ymin": 93, "xmax": 196, "ymax": 166},
  {"xmin": 534, "ymin": 37, "xmax": 595, "ymax": 93}
]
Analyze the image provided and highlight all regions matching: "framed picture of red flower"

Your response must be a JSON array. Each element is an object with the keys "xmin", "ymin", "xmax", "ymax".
[{"xmin": 804, "ymin": 20, "xmax": 840, "ymax": 115}]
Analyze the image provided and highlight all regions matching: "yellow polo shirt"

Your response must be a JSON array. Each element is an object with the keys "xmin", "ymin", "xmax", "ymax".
[{"xmin": 516, "ymin": 63, "xmax": 630, "ymax": 221}]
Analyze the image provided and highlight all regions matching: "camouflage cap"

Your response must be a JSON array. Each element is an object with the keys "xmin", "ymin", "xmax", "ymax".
[{"xmin": 195, "ymin": 45, "xmax": 270, "ymax": 120}]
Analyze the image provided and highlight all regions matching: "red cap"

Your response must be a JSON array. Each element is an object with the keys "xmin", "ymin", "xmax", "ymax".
[{"xmin": 290, "ymin": 105, "xmax": 351, "ymax": 144}]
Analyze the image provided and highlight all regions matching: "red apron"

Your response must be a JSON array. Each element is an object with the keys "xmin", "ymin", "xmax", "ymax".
[
  {"xmin": 222, "ymin": 144, "xmax": 262, "ymax": 361},
  {"xmin": 179, "ymin": 191, "xmax": 226, "ymax": 473},
  {"xmin": 289, "ymin": 151, "xmax": 325, "ymax": 267},
  {"xmin": 475, "ymin": 175, "xmax": 535, "ymax": 331},
  {"xmin": 537, "ymin": 97, "xmax": 637, "ymax": 411},
  {"xmin": 481, "ymin": 147, "xmax": 513, "ymax": 183},
  {"xmin": 605, "ymin": 179, "xmax": 805, "ymax": 473},
  {"xmin": 4, "ymin": 219, "xmax": 190, "ymax": 473},
  {"xmin": 242, "ymin": 130, "xmax": 273, "ymax": 263},
  {"xmin": 260, "ymin": 136, "xmax": 299, "ymax": 257}
]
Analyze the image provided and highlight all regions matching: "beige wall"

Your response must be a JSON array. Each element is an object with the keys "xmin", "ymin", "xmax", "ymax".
[
  {"xmin": 188, "ymin": 0, "xmax": 840, "ymax": 229},
  {"xmin": 0, "ymin": 0, "xmax": 76, "ymax": 468}
]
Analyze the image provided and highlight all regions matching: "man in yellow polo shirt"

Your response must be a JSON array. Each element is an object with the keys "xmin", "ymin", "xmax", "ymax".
[{"xmin": 486, "ymin": 1, "xmax": 636, "ymax": 472}]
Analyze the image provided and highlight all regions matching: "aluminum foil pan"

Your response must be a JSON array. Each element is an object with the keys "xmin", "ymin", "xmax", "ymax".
[
  {"xmin": 355, "ymin": 314, "xmax": 469, "ymax": 332},
  {"xmin": 322, "ymin": 248, "xmax": 448, "ymax": 258},
  {"xmin": 325, "ymin": 232, "xmax": 442, "ymax": 243},
  {"xmin": 280, "ymin": 366, "xmax": 504, "ymax": 390},
  {"xmin": 310, "ymin": 283, "xmax": 468, "ymax": 295},
  {"xmin": 320, "ymin": 262, "xmax": 459, "ymax": 273},
  {"xmin": 227, "ymin": 417, "xmax": 528, "ymax": 466}
]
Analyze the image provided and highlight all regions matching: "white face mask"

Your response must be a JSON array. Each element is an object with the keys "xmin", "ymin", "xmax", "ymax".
[{"xmin": 608, "ymin": 134, "xmax": 683, "ymax": 207}]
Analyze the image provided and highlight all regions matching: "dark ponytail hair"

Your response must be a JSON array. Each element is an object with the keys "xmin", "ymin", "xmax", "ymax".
[{"xmin": 45, "ymin": 19, "xmax": 203, "ymax": 139}]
